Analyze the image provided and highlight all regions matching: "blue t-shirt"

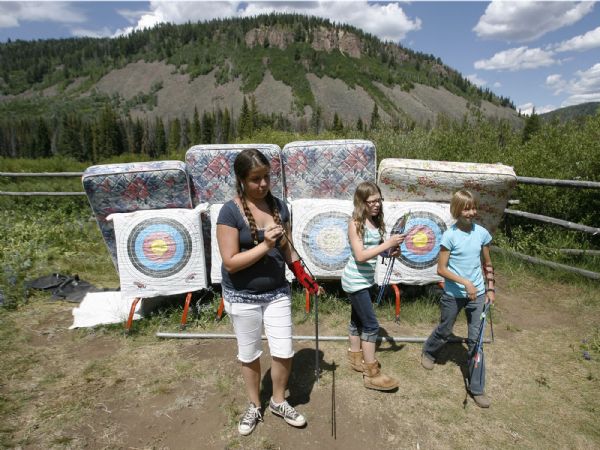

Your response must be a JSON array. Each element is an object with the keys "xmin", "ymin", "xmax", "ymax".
[
  {"xmin": 440, "ymin": 223, "xmax": 492, "ymax": 298},
  {"xmin": 217, "ymin": 197, "xmax": 290, "ymax": 295}
]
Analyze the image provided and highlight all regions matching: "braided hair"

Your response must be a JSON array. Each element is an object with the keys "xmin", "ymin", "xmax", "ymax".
[
  {"xmin": 234, "ymin": 149, "xmax": 281, "ymax": 245},
  {"xmin": 352, "ymin": 181, "xmax": 385, "ymax": 241}
]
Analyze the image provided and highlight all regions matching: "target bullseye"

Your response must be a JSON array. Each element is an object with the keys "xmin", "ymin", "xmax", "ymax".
[
  {"xmin": 303, "ymin": 212, "xmax": 351, "ymax": 271},
  {"xmin": 395, "ymin": 211, "xmax": 448, "ymax": 270},
  {"xmin": 128, "ymin": 219, "xmax": 192, "ymax": 278}
]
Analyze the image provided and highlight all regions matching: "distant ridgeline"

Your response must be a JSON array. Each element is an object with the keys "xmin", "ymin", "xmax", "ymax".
[{"xmin": 0, "ymin": 13, "xmax": 518, "ymax": 160}]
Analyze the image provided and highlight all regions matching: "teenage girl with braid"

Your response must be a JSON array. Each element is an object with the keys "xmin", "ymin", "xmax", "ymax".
[
  {"xmin": 216, "ymin": 149, "xmax": 320, "ymax": 436},
  {"xmin": 342, "ymin": 181, "xmax": 404, "ymax": 391},
  {"xmin": 421, "ymin": 189, "xmax": 496, "ymax": 408}
]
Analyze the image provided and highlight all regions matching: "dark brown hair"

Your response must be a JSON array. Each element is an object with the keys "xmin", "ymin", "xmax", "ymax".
[{"xmin": 233, "ymin": 148, "xmax": 282, "ymax": 245}]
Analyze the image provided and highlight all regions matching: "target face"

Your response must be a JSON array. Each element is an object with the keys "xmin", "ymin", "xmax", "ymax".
[
  {"xmin": 109, "ymin": 206, "xmax": 208, "ymax": 299},
  {"xmin": 291, "ymin": 199, "xmax": 354, "ymax": 279},
  {"xmin": 376, "ymin": 202, "xmax": 454, "ymax": 286},
  {"xmin": 398, "ymin": 212, "xmax": 448, "ymax": 269},
  {"xmin": 303, "ymin": 211, "xmax": 351, "ymax": 271},
  {"xmin": 128, "ymin": 218, "xmax": 192, "ymax": 278}
]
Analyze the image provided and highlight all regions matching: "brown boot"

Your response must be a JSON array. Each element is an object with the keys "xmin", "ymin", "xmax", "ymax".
[
  {"xmin": 362, "ymin": 360, "xmax": 399, "ymax": 391},
  {"xmin": 347, "ymin": 350, "xmax": 363, "ymax": 372}
]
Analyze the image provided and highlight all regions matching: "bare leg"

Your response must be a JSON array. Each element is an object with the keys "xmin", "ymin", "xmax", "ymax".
[
  {"xmin": 362, "ymin": 340, "xmax": 376, "ymax": 363},
  {"xmin": 270, "ymin": 356, "xmax": 292, "ymax": 403},
  {"xmin": 349, "ymin": 335, "xmax": 361, "ymax": 352},
  {"xmin": 241, "ymin": 359, "xmax": 261, "ymax": 406}
]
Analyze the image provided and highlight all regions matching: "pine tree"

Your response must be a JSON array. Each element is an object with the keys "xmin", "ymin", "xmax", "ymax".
[
  {"xmin": 222, "ymin": 108, "xmax": 231, "ymax": 143},
  {"xmin": 201, "ymin": 111, "xmax": 213, "ymax": 144},
  {"xmin": 167, "ymin": 118, "xmax": 181, "ymax": 153},
  {"xmin": 370, "ymin": 103, "xmax": 380, "ymax": 130},
  {"xmin": 154, "ymin": 117, "xmax": 166, "ymax": 157},
  {"xmin": 522, "ymin": 108, "xmax": 541, "ymax": 143},
  {"xmin": 191, "ymin": 106, "xmax": 201, "ymax": 145},
  {"xmin": 238, "ymin": 96, "xmax": 251, "ymax": 138}
]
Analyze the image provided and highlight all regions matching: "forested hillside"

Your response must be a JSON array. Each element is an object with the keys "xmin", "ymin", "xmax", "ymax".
[{"xmin": 0, "ymin": 13, "xmax": 520, "ymax": 161}]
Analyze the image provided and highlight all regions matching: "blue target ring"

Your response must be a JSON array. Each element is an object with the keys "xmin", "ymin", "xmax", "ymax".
[
  {"xmin": 303, "ymin": 212, "xmax": 351, "ymax": 271},
  {"xmin": 398, "ymin": 212, "xmax": 447, "ymax": 270},
  {"xmin": 127, "ymin": 218, "xmax": 192, "ymax": 278}
]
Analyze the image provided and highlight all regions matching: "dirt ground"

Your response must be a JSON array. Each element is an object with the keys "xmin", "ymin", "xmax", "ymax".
[{"xmin": 1, "ymin": 271, "xmax": 599, "ymax": 449}]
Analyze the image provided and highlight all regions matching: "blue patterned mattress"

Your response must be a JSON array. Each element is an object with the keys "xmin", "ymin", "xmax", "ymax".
[
  {"xmin": 281, "ymin": 139, "xmax": 376, "ymax": 200},
  {"xmin": 82, "ymin": 161, "xmax": 193, "ymax": 269},
  {"xmin": 185, "ymin": 144, "xmax": 284, "ymax": 205}
]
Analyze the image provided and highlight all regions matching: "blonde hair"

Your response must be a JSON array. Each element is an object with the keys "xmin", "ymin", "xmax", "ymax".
[
  {"xmin": 352, "ymin": 181, "xmax": 385, "ymax": 240},
  {"xmin": 450, "ymin": 189, "xmax": 478, "ymax": 219}
]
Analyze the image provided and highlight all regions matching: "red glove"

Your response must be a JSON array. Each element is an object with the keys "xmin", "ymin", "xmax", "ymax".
[{"xmin": 288, "ymin": 260, "xmax": 319, "ymax": 295}]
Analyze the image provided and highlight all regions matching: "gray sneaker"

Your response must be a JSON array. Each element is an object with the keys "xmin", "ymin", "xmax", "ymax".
[
  {"xmin": 269, "ymin": 398, "xmax": 306, "ymax": 427},
  {"xmin": 238, "ymin": 402, "xmax": 262, "ymax": 436}
]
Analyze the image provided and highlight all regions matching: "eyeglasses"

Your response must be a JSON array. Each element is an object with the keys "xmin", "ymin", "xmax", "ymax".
[{"xmin": 365, "ymin": 198, "xmax": 383, "ymax": 206}]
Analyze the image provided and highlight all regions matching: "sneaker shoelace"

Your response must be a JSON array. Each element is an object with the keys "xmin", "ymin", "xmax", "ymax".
[
  {"xmin": 241, "ymin": 405, "xmax": 262, "ymax": 427},
  {"xmin": 278, "ymin": 401, "xmax": 298, "ymax": 419}
]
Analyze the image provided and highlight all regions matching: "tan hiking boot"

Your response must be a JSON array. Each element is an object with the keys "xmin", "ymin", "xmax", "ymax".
[
  {"xmin": 347, "ymin": 349, "xmax": 363, "ymax": 372},
  {"xmin": 421, "ymin": 354, "xmax": 435, "ymax": 370},
  {"xmin": 362, "ymin": 360, "xmax": 399, "ymax": 391},
  {"xmin": 471, "ymin": 393, "xmax": 491, "ymax": 408}
]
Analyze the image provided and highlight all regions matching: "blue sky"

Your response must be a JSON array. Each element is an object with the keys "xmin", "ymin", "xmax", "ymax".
[{"xmin": 0, "ymin": 1, "xmax": 599, "ymax": 114}]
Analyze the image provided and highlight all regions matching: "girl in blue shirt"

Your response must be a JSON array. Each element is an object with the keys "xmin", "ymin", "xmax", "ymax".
[{"xmin": 421, "ymin": 189, "xmax": 496, "ymax": 408}]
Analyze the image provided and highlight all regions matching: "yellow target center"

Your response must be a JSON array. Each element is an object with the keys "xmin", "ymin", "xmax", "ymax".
[
  {"xmin": 412, "ymin": 231, "xmax": 429, "ymax": 248},
  {"xmin": 150, "ymin": 239, "xmax": 168, "ymax": 256}
]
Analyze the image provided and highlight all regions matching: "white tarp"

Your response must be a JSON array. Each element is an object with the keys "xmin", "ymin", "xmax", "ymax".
[{"xmin": 70, "ymin": 291, "xmax": 140, "ymax": 329}]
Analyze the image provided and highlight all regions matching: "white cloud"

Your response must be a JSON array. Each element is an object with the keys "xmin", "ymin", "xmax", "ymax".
[
  {"xmin": 474, "ymin": 46, "xmax": 556, "ymax": 71},
  {"xmin": 466, "ymin": 73, "xmax": 486, "ymax": 87},
  {"xmin": 474, "ymin": 1, "xmax": 594, "ymax": 43},
  {"xmin": 493, "ymin": 81, "xmax": 502, "ymax": 88},
  {"xmin": 0, "ymin": 1, "xmax": 86, "ymax": 28},
  {"xmin": 71, "ymin": 27, "xmax": 114, "ymax": 39},
  {"xmin": 545, "ymin": 63, "xmax": 600, "ymax": 106},
  {"xmin": 517, "ymin": 102, "xmax": 556, "ymax": 115},
  {"xmin": 546, "ymin": 73, "xmax": 567, "ymax": 93},
  {"xmin": 555, "ymin": 26, "xmax": 600, "ymax": 52},
  {"xmin": 113, "ymin": 1, "xmax": 421, "ymax": 43},
  {"xmin": 240, "ymin": 1, "xmax": 421, "ymax": 42}
]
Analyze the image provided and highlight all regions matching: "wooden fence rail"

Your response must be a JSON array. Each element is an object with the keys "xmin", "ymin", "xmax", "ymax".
[
  {"xmin": 516, "ymin": 176, "xmax": 600, "ymax": 189},
  {"xmin": 504, "ymin": 208, "xmax": 600, "ymax": 235}
]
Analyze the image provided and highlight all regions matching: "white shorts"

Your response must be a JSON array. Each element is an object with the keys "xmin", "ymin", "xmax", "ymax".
[{"xmin": 224, "ymin": 295, "xmax": 294, "ymax": 363}]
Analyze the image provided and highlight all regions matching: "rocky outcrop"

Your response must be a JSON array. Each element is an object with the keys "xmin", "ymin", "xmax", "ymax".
[
  {"xmin": 245, "ymin": 26, "xmax": 295, "ymax": 50},
  {"xmin": 311, "ymin": 26, "xmax": 362, "ymax": 58}
]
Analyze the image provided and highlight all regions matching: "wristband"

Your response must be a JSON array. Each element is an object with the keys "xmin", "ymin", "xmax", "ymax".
[{"xmin": 486, "ymin": 288, "xmax": 495, "ymax": 292}]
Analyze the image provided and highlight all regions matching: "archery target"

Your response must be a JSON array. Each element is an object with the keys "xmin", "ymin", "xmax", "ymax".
[
  {"xmin": 291, "ymin": 199, "xmax": 353, "ymax": 279},
  {"xmin": 108, "ymin": 204, "xmax": 208, "ymax": 300},
  {"xmin": 376, "ymin": 202, "xmax": 454, "ymax": 286},
  {"xmin": 209, "ymin": 203, "xmax": 293, "ymax": 284}
]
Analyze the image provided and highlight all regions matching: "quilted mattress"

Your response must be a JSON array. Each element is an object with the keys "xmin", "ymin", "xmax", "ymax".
[
  {"xmin": 378, "ymin": 159, "xmax": 516, "ymax": 233},
  {"xmin": 281, "ymin": 139, "xmax": 376, "ymax": 200},
  {"xmin": 82, "ymin": 161, "xmax": 193, "ymax": 269}
]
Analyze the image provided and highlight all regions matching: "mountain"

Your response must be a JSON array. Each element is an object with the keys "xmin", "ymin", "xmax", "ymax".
[
  {"xmin": 540, "ymin": 102, "xmax": 600, "ymax": 123},
  {"xmin": 0, "ymin": 14, "xmax": 522, "ymax": 160}
]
